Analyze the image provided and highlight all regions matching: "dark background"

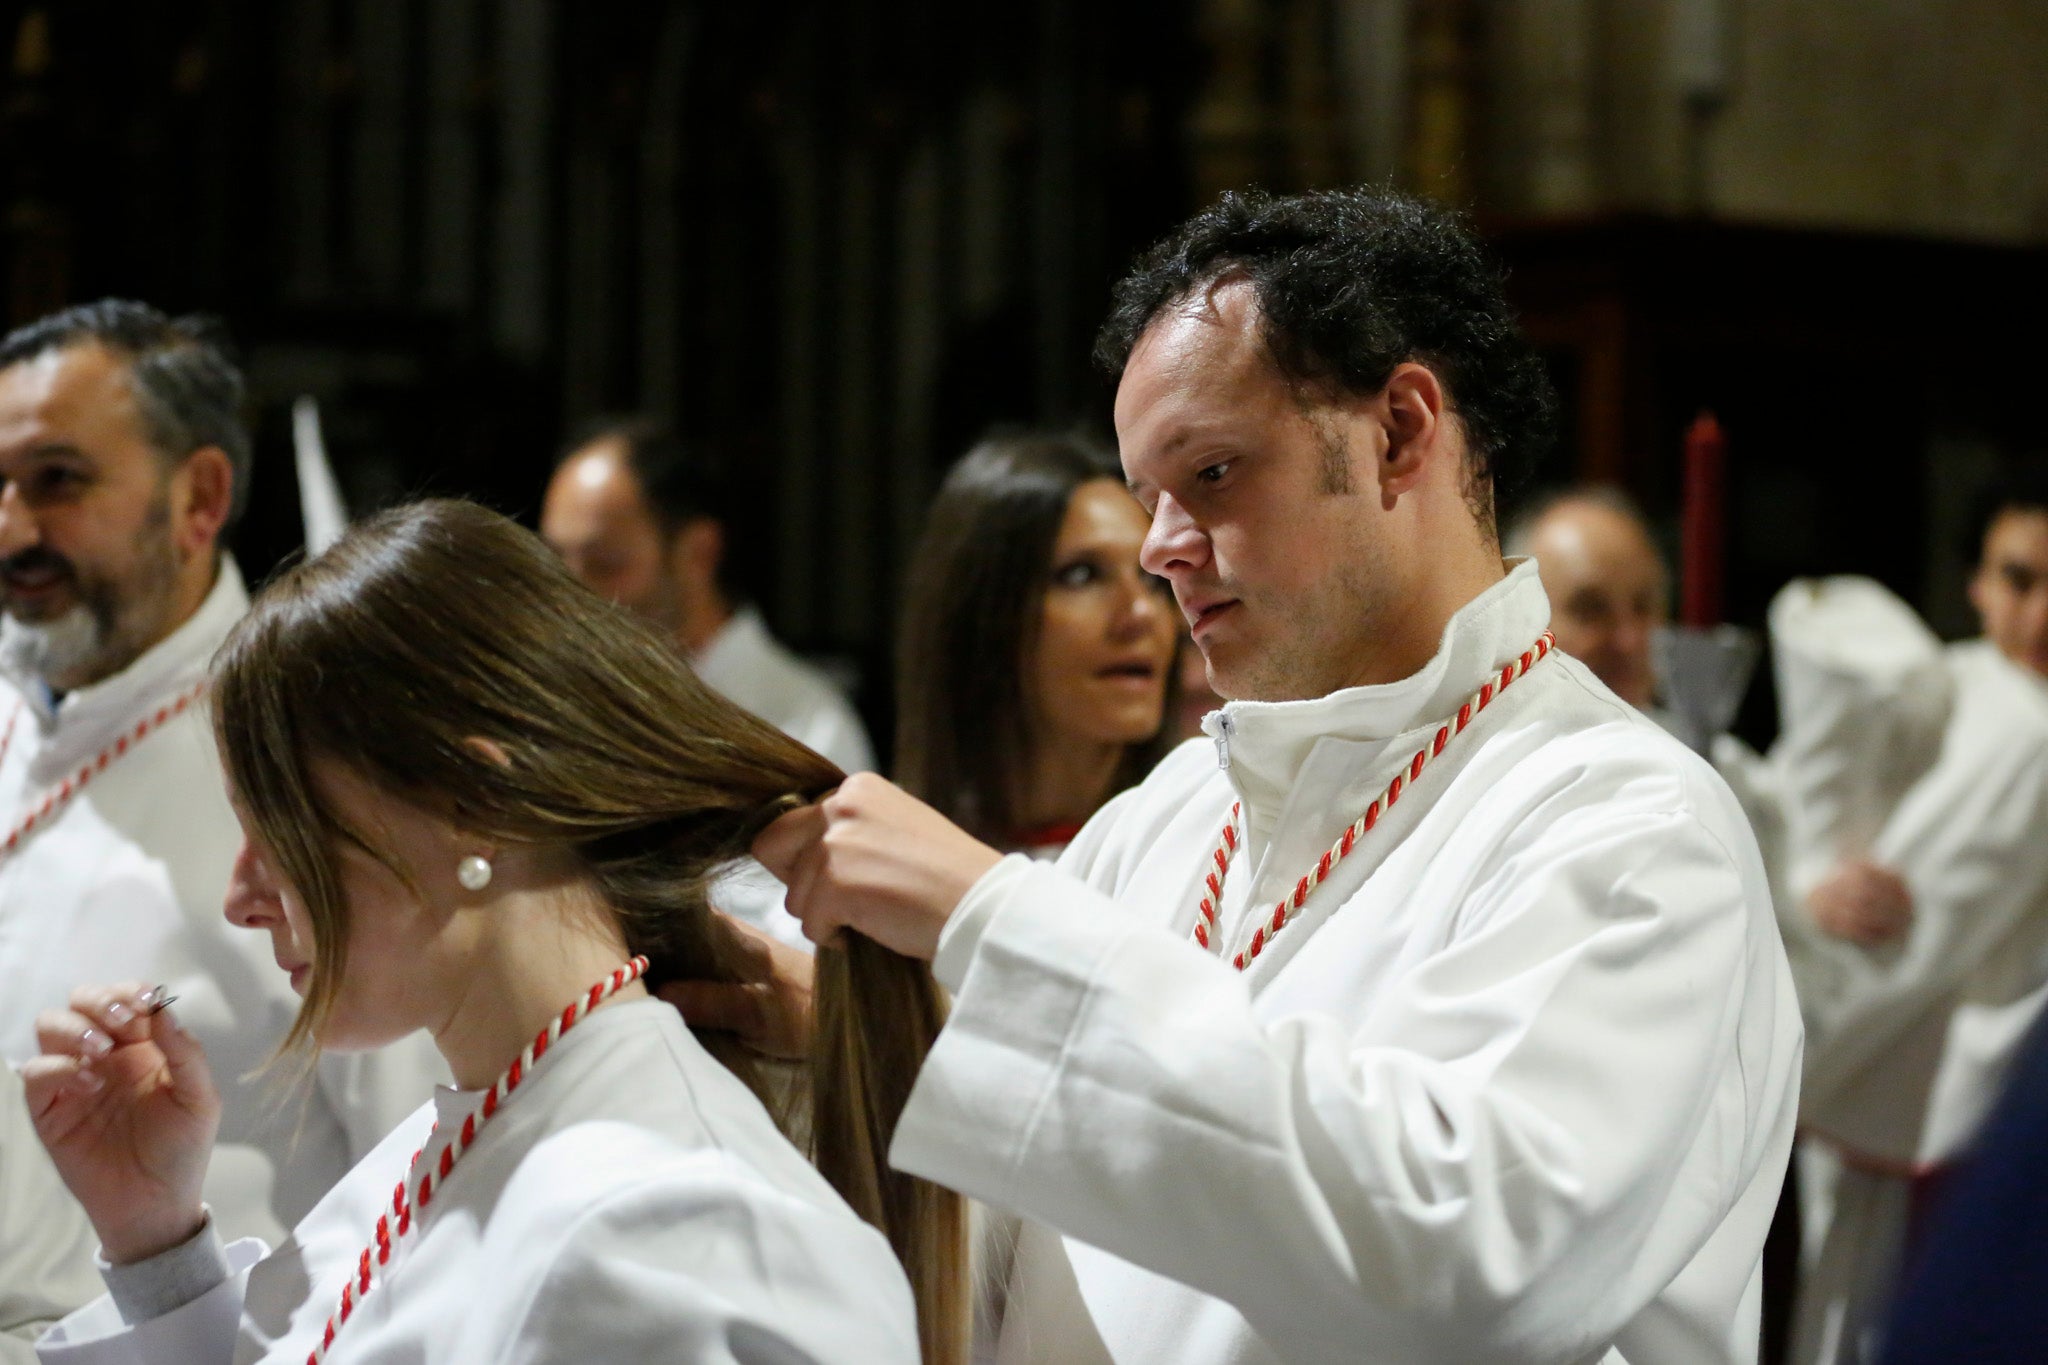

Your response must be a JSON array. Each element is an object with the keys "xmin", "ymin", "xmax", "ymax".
[{"xmin": 4, "ymin": 0, "xmax": 2045, "ymax": 750}]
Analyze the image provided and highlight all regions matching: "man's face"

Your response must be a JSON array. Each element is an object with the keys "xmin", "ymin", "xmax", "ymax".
[
  {"xmin": 1524, "ymin": 499, "xmax": 1667, "ymax": 708},
  {"xmin": 0, "ymin": 343, "xmax": 185, "ymax": 691},
  {"xmin": 540, "ymin": 441, "xmax": 682, "ymax": 632},
  {"xmin": 1970, "ymin": 508, "xmax": 2048, "ymax": 678},
  {"xmin": 1116, "ymin": 280, "xmax": 1394, "ymax": 703}
]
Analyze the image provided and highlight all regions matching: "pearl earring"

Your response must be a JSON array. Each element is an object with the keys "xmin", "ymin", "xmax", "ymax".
[{"xmin": 457, "ymin": 854, "xmax": 493, "ymax": 892}]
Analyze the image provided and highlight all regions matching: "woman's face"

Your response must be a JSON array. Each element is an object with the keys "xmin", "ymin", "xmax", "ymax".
[
  {"xmin": 1025, "ymin": 478, "xmax": 1178, "ymax": 751},
  {"xmin": 222, "ymin": 762, "xmax": 469, "ymax": 1052}
]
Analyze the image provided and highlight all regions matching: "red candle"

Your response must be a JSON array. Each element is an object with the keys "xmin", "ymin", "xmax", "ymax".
[{"xmin": 1680, "ymin": 411, "xmax": 1726, "ymax": 627}]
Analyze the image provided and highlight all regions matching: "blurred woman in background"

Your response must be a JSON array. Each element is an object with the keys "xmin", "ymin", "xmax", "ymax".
[{"xmin": 895, "ymin": 433, "xmax": 1179, "ymax": 858}]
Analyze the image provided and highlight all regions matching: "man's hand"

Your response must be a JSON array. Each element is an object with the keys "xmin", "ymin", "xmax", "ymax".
[
  {"xmin": 657, "ymin": 915, "xmax": 816, "ymax": 1060},
  {"xmin": 752, "ymin": 773, "xmax": 1004, "ymax": 962},
  {"xmin": 1808, "ymin": 859, "xmax": 1914, "ymax": 946}
]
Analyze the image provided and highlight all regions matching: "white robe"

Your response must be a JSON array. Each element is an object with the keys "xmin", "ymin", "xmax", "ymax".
[
  {"xmin": 35, "ymin": 999, "xmax": 920, "ymax": 1364},
  {"xmin": 0, "ymin": 1063, "xmax": 99, "ymax": 1361},
  {"xmin": 1767, "ymin": 588, "xmax": 2048, "ymax": 1364},
  {"xmin": 0, "ymin": 562, "xmax": 446, "ymax": 1245},
  {"xmin": 892, "ymin": 562, "xmax": 1804, "ymax": 1365}
]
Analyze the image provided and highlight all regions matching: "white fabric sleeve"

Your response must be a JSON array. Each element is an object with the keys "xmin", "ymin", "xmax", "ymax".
[
  {"xmin": 933, "ymin": 856, "xmax": 1033, "ymax": 992},
  {"xmin": 98, "ymin": 1217, "xmax": 230, "ymax": 1325},
  {"xmin": 36, "ymin": 1240, "xmax": 264, "ymax": 1365},
  {"xmin": 892, "ymin": 805, "xmax": 1781, "ymax": 1363},
  {"xmin": 1800, "ymin": 724, "xmax": 2048, "ymax": 1072}
]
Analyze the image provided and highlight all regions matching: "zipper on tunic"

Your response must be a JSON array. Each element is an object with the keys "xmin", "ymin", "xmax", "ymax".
[{"xmin": 1214, "ymin": 712, "xmax": 1235, "ymax": 770}]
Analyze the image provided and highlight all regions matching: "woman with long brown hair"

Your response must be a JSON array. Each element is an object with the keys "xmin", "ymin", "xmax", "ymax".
[
  {"xmin": 895, "ymin": 432, "xmax": 1178, "ymax": 856},
  {"xmin": 21, "ymin": 500, "xmax": 963, "ymax": 1364}
]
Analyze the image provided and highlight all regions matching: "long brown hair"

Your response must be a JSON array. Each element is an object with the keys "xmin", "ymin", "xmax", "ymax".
[
  {"xmin": 896, "ymin": 431, "xmax": 1176, "ymax": 843},
  {"xmin": 212, "ymin": 498, "xmax": 965, "ymax": 1364}
]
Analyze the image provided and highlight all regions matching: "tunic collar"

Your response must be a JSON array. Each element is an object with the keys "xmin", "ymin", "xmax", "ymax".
[
  {"xmin": 5, "ymin": 557, "xmax": 249, "ymax": 776},
  {"xmin": 1200, "ymin": 558, "xmax": 1552, "ymax": 861},
  {"xmin": 691, "ymin": 605, "xmax": 768, "ymax": 693}
]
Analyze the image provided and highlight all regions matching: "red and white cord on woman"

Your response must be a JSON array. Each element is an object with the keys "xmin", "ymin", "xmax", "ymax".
[
  {"xmin": 1193, "ymin": 633, "xmax": 1556, "ymax": 970},
  {"xmin": 305, "ymin": 955, "xmax": 649, "ymax": 1365},
  {"xmin": 0, "ymin": 679, "xmax": 209, "ymax": 862}
]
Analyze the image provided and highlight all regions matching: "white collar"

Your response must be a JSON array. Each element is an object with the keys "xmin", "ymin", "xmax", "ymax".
[
  {"xmin": 692, "ymin": 604, "xmax": 769, "ymax": 673},
  {"xmin": 1199, "ymin": 558, "xmax": 1552, "ymax": 858},
  {"xmin": 8, "ymin": 557, "xmax": 250, "ymax": 772}
]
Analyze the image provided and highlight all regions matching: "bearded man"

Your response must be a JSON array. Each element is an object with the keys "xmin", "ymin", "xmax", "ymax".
[{"xmin": 0, "ymin": 301, "xmax": 441, "ymax": 1247}]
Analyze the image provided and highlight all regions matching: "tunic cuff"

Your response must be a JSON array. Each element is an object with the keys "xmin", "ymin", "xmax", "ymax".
[
  {"xmin": 98, "ymin": 1212, "xmax": 230, "ymax": 1326},
  {"xmin": 932, "ymin": 854, "xmax": 1033, "ymax": 992}
]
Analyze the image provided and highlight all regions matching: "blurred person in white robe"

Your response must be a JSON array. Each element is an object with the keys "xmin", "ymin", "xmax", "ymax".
[
  {"xmin": 542, "ymin": 420, "xmax": 873, "ymax": 948},
  {"xmin": 703, "ymin": 188, "xmax": 1804, "ymax": 1365},
  {"xmin": 0, "ymin": 1063, "xmax": 98, "ymax": 1360},
  {"xmin": 0, "ymin": 302, "xmax": 443, "ymax": 1249},
  {"xmin": 1771, "ymin": 469, "xmax": 2048, "ymax": 1365}
]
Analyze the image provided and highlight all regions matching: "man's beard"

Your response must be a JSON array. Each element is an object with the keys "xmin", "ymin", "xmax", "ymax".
[{"xmin": 0, "ymin": 502, "xmax": 181, "ymax": 693}]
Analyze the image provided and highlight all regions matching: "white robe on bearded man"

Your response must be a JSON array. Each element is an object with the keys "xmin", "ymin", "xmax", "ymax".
[{"xmin": 0, "ymin": 559, "xmax": 447, "ymax": 1247}]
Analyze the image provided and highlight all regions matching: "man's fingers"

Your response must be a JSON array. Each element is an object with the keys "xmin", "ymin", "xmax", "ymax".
[
  {"xmin": 657, "ymin": 981, "xmax": 764, "ymax": 1037},
  {"xmin": 751, "ymin": 802, "xmax": 829, "ymax": 882}
]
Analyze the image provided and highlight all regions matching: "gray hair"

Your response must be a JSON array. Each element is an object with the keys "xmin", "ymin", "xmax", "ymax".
[{"xmin": 0, "ymin": 300, "xmax": 252, "ymax": 527}]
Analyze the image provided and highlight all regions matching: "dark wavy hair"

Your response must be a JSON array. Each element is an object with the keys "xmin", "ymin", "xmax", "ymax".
[
  {"xmin": 895, "ymin": 432, "xmax": 1175, "ymax": 844},
  {"xmin": 1093, "ymin": 186, "xmax": 1558, "ymax": 532}
]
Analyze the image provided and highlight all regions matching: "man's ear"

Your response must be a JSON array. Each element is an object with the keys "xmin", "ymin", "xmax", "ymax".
[
  {"xmin": 1376, "ymin": 362, "xmax": 1448, "ymax": 508},
  {"xmin": 174, "ymin": 445, "xmax": 235, "ymax": 556},
  {"xmin": 671, "ymin": 517, "xmax": 725, "ymax": 591}
]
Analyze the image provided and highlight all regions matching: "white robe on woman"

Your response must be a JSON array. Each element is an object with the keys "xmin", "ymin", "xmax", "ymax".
[
  {"xmin": 0, "ymin": 561, "xmax": 446, "ymax": 1245},
  {"xmin": 893, "ymin": 561, "xmax": 1804, "ymax": 1365},
  {"xmin": 35, "ymin": 999, "xmax": 920, "ymax": 1364}
]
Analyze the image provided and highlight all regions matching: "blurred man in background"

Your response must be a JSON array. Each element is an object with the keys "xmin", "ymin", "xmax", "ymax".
[
  {"xmin": 541, "ymin": 419, "xmax": 873, "ymax": 774},
  {"xmin": 543, "ymin": 420, "xmax": 872, "ymax": 947},
  {"xmin": 1504, "ymin": 485, "xmax": 1667, "ymax": 710},
  {"xmin": 0, "ymin": 301, "xmax": 443, "ymax": 1248}
]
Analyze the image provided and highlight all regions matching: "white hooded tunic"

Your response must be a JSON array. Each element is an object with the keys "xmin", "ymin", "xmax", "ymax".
[{"xmin": 892, "ymin": 562, "xmax": 1804, "ymax": 1365}]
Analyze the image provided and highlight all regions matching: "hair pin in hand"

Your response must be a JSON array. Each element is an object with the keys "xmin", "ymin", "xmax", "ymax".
[{"xmin": 141, "ymin": 984, "xmax": 179, "ymax": 1015}]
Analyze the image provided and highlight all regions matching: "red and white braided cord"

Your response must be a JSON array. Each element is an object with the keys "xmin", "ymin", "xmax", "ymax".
[
  {"xmin": 1194, "ymin": 633, "xmax": 1556, "ymax": 970},
  {"xmin": 0, "ymin": 679, "xmax": 208, "ymax": 862},
  {"xmin": 305, "ymin": 955, "xmax": 649, "ymax": 1365}
]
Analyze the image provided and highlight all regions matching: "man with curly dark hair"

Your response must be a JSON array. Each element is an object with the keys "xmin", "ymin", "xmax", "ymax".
[{"xmin": 735, "ymin": 187, "xmax": 1802, "ymax": 1364}]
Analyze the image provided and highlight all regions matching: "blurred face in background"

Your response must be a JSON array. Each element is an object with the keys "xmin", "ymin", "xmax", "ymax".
[
  {"xmin": 0, "ymin": 342, "xmax": 191, "ymax": 691},
  {"xmin": 1523, "ymin": 497, "xmax": 1667, "ymax": 709},
  {"xmin": 1027, "ymin": 478, "xmax": 1178, "ymax": 752},
  {"xmin": 540, "ymin": 440, "xmax": 683, "ymax": 634},
  {"xmin": 1971, "ymin": 507, "xmax": 2048, "ymax": 679}
]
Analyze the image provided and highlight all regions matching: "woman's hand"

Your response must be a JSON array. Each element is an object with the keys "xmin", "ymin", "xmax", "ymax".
[
  {"xmin": 658, "ymin": 915, "xmax": 817, "ymax": 1060},
  {"xmin": 18, "ymin": 982, "xmax": 220, "ymax": 1264}
]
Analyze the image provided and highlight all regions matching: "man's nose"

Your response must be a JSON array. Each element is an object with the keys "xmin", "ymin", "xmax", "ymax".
[
  {"xmin": 222, "ymin": 840, "xmax": 282, "ymax": 929},
  {"xmin": 0, "ymin": 483, "xmax": 40, "ymax": 560},
  {"xmin": 1139, "ymin": 494, "xmax": 1207, "ymax": 580}
]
